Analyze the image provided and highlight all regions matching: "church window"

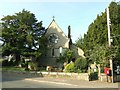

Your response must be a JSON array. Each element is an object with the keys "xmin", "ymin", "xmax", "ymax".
[
  {"xmin": 48, "ymin": 33, "xmax": 58, "ymax": 44},
  {"xmin": 52, "ymin": 48, "xmax": 54, "ymax": 57},
  {"xmin": 59, "ymin": 47, "xmax": 62, "ymax": 56}
]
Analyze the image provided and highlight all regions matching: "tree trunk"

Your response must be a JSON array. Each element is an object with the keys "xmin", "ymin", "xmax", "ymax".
[{"xmin": 14, "ymin": 53, "xmax": 20, "ymax": 66}]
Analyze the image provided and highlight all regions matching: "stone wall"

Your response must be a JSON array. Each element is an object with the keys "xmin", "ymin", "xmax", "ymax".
[
  {"xmin": 41, "ymin": 72, "xmax": 89, "ymax": 81},
  {"xmin": 41, "ymin": 72, "xmax": 120, "ymax": 82}
]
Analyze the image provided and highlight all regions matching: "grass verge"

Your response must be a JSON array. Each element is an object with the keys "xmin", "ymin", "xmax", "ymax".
[{"xmin": 1, "ymin": 66, "xmax": 25, "ymax": 71}]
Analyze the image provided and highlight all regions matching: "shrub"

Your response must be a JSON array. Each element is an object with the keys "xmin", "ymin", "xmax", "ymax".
[
  {"xmin": 56, "ymin": 49, "xmax": 73, "ymax": 63},
  {"xmin": 64, "ymin": 61, "xmax": 75, "ymax": 73},
  {"xmin": 28, "ymin": 62, "xmax": 39, "ymax": 71},
  {"xmin": 2, "ymin": 60, "xmax": 9, "ymax": 66},
  {"xmin": 2, "ymin": 59, "xmax": 17, "ymax": 66},
  {"xmin": 19, "ymin": 59, "xmax": 26, "ymax": 67},
  {"xmin": 39, "ymin": 66, "xmax": 46, "ymax": 71},
  {"xmin": 74, "ymin": 57, "xmax": 87, "ymax": 73},
  {"xmin": 89, "ymin": 72, "xmax": 98, "ymax": 81}
]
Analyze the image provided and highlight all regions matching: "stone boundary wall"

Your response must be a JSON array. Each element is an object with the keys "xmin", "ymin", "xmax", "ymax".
[
  {"xmin": 42, "ymin": 72, "xmax": 120, "ymax": 82},
  {"xmin": 42, "ymin": 72, "xmax": 89, "ymax": 81}
]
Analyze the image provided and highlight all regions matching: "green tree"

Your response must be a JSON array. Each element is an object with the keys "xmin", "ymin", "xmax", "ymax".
[
  {"xmin": 75, "ymin": 35, "xmax": 84, "ymax": 49},
  {"xmin": 1, "ymin": 9, "xmax": 47, "ymax": 64},
  {"xmin": 76, "ymin": 1, "xmax": 120, "ymax": 69}
]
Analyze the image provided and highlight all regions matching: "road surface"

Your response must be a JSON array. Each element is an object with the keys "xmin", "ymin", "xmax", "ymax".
[{"xmin": 1, "ymin": 71, "xmax": 119, "ymax": 89}]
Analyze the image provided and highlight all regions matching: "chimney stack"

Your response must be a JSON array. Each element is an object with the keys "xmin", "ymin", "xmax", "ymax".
[
  {"xmin": 68, "ymin": 25, "xmax": 71, "ymax": 38},
  {"xmin": 68, "ymin": 25, "xmax": 72, "ymax": 49}
]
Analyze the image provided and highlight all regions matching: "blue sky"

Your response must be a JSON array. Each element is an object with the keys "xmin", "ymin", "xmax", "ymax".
[{"xmin": 0, "ymin": 0, "xmax": 117, "ymax": 43}]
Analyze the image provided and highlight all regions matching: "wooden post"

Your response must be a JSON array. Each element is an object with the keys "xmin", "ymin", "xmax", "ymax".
[{"xmin": 98, "ymin": 64, "xmax": 101, "ymax": 80}]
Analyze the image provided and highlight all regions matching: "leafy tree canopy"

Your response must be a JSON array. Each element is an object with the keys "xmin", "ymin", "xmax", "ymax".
[
  {"xmin": 1, "ymin": 9, "xmax": 47, "ymax": 63},
  {"xmin": 76, "ymin": 1, "xmax": 120, "ymax": 68}
]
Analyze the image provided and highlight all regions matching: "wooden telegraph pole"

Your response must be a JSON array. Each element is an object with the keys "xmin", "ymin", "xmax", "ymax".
[
  {"xmin": 107, "ymin": 7, "xmax": 111, "ymax": 47},
  {"xmin": 106, "ymin": 6, "xmax": 114, "ymax": 83}
]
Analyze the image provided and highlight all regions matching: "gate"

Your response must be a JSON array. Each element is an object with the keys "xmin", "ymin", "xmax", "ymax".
[{"xmin": 113, "ymin": 65, "xmax": 120, "ymax": 82}]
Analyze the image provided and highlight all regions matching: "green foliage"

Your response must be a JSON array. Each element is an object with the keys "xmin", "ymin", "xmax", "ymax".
[
  {"xmin": 88, "ymin": 45, "xmax": 110, "ymax": 67},
  {"xmin": 20, "ymin": 62, "xmax": 26, "ymax": 68},
  {"xmin": 57, "ymin": 49, "xmax": 73, "ymax": 63},
  {"xmin": 2, "ymin": 66, "xmax": 24, "ymax": 71},
  {"xmin": 76, "ymin": 1, "xmax": 120, "ymax": 69},
  {"xmin": 74, "ymin": 57, "xmax": 87, "ymax": 73},
  {"xmin": 2, "ymin": 57, "xmax": 17, "ymax": 66},
  {"xmin": 2, "ymin": 60, "xmax": 9, "ymax": 66},
  {"xmin": 89, "ymin": 72, "xmax": 98, "ymax": 81},
  {"xmin": 64, "ymin": 61, "xmax": 75, "ymax": 73},
  {"xmin": 1, "ymin": 9, "xmax": 47, "ymax": 63},
  {"xmin": 75, "ymin": 36, "xmax": 84, "ymax": 49},
  {"xmin": 2, "ymin": 60, "xmax": 18, "ymax": 66},
  {"xmin": 28, "ymin": 61, "xmax": 39, "ymax": 71},
  {"xmin": 56, "ymin": 55, "xmax": 66, "ymax": 63},
  {"xmin": 65, "ymin": 49, "xmax": 73, "ymax": 63}
]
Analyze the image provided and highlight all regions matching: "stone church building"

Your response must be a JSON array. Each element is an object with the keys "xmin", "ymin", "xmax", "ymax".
[{"xmin": 39, "ymin": 18, "xmax": 85, "ymax": 67}]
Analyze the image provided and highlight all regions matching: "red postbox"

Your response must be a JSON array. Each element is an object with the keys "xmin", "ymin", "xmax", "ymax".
[{"xmin": 104, "ymin": 67, "xmax": 110, "ymax": 75}]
